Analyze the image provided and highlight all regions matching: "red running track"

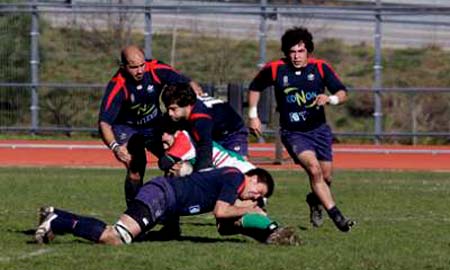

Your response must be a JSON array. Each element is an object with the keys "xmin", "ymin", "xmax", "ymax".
[{"xmin": 0, "ymin": 140, "xmax": 449, "ymax": 172}]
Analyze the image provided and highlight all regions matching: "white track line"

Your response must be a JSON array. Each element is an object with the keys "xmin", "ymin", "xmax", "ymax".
[
  {"xmin": 0, "ymin": 248, "xmax": 52, "ymax": 262},
  {"xmin": 0, "ymin": 143, "xmax": 449, "ymax": 154}
]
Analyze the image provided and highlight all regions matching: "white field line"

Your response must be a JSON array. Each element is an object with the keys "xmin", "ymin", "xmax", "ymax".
[
  {"xmin": 0, "ymin": 248, "xmax": 52, "ymax": 262},
  {"xmin": 0, "ymin": 143, "xmax": 449, "ymax": 155}
]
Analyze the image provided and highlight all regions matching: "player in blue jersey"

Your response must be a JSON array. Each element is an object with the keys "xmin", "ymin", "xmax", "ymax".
[
  {"xmin": 247, "ymin": 27, "xmax": 354, "ymax": 232},
  {"xmin": 161, "ymin": 83, "xmax": 248, "ymax": 171},
  {"xmin": 98, "ymin": 45, "xmax": 202, "ymax": 207},
  {"xmin": 34, "ymin": 167, "xmax": 299, "ymax": 245}
]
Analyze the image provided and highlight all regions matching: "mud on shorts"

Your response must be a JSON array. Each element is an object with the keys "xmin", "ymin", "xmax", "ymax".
[{"xmin": 280, "ymin": 123, "xmax": 333, "ymax": 163}]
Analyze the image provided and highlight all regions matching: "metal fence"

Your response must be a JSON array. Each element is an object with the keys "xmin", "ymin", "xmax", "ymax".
[{"xmin": 0, "ymin": 0, "xmax": 449, "ymax": 144}]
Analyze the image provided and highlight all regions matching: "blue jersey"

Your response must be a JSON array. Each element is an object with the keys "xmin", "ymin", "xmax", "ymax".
[
  {"xmin": 249, "ymin": 58, "xmax": 347, "ymax": 132},
  {"xmin": 99, "ymin": 59, "xmax": 191, "ymax": 127},
  {"xmin": 185, "ymin": 99, "xmax": 245, "ymax": 170},
  {"xmin": 169, "ymin": 167, "xmax": 245, "ymax": 216}
]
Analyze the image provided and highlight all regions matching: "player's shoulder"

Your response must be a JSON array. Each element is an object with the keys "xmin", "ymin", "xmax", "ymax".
[
  {"xmin": 307, "ymin": 58, "xmax": 333, "ymax": 68},
  {"xmin": 262, "ymin": 59, "xmax": 287, "ymax": 70}
]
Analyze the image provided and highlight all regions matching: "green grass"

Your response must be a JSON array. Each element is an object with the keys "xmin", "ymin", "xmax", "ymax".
[{"xmin": 1, "ymin": 167, "xmax": 449, "ymax": 270}]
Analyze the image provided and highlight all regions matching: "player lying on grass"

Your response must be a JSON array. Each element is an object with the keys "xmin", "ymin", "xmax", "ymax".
[
  {"xmin": 156, "ymin": 128, "xmax": 295, "ymax": 241},
  {"xmin": 35, "ymin": 167, "xmax": 300, "ymax": 245}
]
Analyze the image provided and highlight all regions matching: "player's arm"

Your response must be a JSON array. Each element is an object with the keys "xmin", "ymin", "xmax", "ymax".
[
  {"xmin": 213, "ymin": 200, "xmax": 265, "ymax": 219},
  {"xmin": 247, "ymin": 65, "xmax": 272, "ymax": 137},
  {"xmin": 99, "ymin": 121, "xmax": 131, "ymax": 166},
  {"xmin": 247, "ymin": 90, "xmax": 262, "ymax": 137},
  {"xmin": 154, "ymin": 62, "xmax": 203, "ymax": 95},
  {"xmin": 98, "ymin": 82, "xmax": 131, "ymax": 165},
  {"xmin": 189, "ymin": 80, "xmax": 204, "ymax": 96},
  {"xmin": 315, "ymin": 62, "xmax": 348, "ymax": 106},
  {"xmin": 191, "ymin": 117, "xmax": 213, "ymax": 170}
]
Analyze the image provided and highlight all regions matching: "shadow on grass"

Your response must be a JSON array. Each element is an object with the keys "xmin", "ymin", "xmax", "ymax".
[{"xmin": 19, "ymin": 228, "xmax": 246, "ymax": 245}]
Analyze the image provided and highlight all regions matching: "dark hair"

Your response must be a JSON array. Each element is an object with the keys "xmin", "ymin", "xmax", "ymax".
[
  {"xmin": 281, "ymin": 27, "xmax": 314, "ymax": 56},
  {"xmin": 161, "ymin": 83, "xmax": 197, "ymax": 108},
  {"xmin": 245, "ymin": 167, "xmax": 275, "ymax": 198}
]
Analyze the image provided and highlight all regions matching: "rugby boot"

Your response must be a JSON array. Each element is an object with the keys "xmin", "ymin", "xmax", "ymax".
[
  {"xmin": 265, "ymin": 226, "xmax": 303, "ymax": 246},
  {"xmin": 332, "ymin": 214, "xmax": 355, "ymax": 232},
  {"xmin": 35, "ymin": 207, "xmax": 57, "ymax": 244},
  {"xmin": 306, "ymin": 192, "xmax": 324, "ymax": 227}
]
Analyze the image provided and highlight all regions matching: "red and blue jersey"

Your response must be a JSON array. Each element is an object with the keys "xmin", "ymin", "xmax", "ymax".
[
  {"xmin": 99, "ymin": 59, "xmax": 191, "ymax": 127},
  {"xmin": 185, "ymin": 99, "xmax": 246, "ymax": 171},
  {"xmin": 249, "ymin": 58, "xmax": 347, "ymax": 131},
  {"xmin": 168, "ymin": 167, "xmax": 245, "ymax": 216}
]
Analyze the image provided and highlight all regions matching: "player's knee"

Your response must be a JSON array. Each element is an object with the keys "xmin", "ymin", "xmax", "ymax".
[
  {"xmin": 323, "ymin": 175, "xmax": 333, "ymax": 185},
  {"xmin": 307, "ymin": 163, "xmax": 323, "ymax": 181},
  {"xmin": 98, "ymin": 226, "xmax": 124, "ymax": 246}
]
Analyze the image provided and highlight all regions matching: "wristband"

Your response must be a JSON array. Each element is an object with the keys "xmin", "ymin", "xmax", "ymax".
[
  {"xmin": 328, "ymin": 95, "xmax": 339, "ymax": 105},
  {"xmin": 109, "ymin": 141, "xmax": 120, "ymax": 152},
  {"xmin": 248, "ymin": 106, "xmax": 258, "ymax": 118}
]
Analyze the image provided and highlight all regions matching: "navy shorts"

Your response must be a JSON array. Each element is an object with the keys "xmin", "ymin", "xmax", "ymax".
[
  {"xmin": 112, "ymin": 124, "xmax": 164, "ymax": 157},
  {"xmin": 281, "ymin": 123, "xmax": 333, "ymax": 162},
  {"xmin": 216, "ymin": 126, "xmax": 249, "ymax": 156},
  {"xmin": 134, "ymin": 177, "xmax": 177, "ymax": 225}
]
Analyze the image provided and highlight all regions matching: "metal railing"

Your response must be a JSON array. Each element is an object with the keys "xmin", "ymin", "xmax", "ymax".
[{"xmin": 0, "ymin": 1, "xmax": 449, "ymax": 144}]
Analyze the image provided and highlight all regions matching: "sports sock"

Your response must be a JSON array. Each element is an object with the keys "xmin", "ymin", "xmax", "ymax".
[
  {"xmin": 72, "ymin": 216, "xmax": 107, "ymax": 242},
  {"xmin": 125, "ymin": 178, "xmax": 143, "ymax": 207},
  {"xmin": 326, "ymin": 205, "xmax": 343, "ymax": 220},
  {"xmin": 49, "ymin": 209, "xmax": 107, "ymax": 242},
  {"xmin": 241, "ymin": 213, "xmax": 275, "ymax": 230},
  {"xmin": 49, "ymin": 209, "xmax": 78, "ymax": 234}
]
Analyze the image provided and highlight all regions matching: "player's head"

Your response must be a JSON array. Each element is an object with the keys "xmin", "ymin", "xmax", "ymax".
[
  {"xmin": 161, "ymin": 131, "xmax": 175, "ymax": 150},
  {"xmin": 161, "ymin": 83, "xmax": 197, "ymax": 122},
  {"xmin": 241, "ymin": 168, "xmax": 275, "ymax": 200},
  {"xmin": 281, "ymin": 27, "xmax": 314, "ymax": 68},
  {"xmin": 120, "ymin": 45, "xmax": 146, "ymax": 82}
]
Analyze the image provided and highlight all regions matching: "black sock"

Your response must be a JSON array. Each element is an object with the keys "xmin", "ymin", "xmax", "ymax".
[
  {"xmin": 326, "ymin": 206, "xmax": 342, "ymax": 221},
  {"xmin": 50, "ymin": 209, "xmax": 78, "ymax": 235},
  {"xmin": 73, "ymin": 216, "xmax": 107, "ymax": 242},
  {"xmin": 125, "ymin": 178, "xmax": 143, "ymax": 207}
]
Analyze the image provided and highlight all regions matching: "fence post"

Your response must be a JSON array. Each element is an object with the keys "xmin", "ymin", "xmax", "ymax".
[
  {"xmin": 227, "ymin": 83, "xmax": 243, "ymax": 116},
  {"xmin": 30, "ymin": 0, "xmax": 40, "ymax": 134},
  {"xmin": 373, "ymin": 0, "xmax": 383, "ymax": 144},
  {"xmin": 144, "ymin": 0, "xmax": 153, "ymax": 58}
]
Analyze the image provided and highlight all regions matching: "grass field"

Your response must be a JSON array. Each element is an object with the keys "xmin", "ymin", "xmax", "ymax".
[{"xmin": 1, "ymin": 167, "xmax": 449, "ymax": 270}]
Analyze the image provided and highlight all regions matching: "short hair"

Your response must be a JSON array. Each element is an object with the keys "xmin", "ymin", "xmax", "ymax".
[
  {"xmin": 281, "ymin": 27, "xmax": 314, "ymax": 56},
  {"xmin": 161, "ymin": 83, "xmax": 197, "ymax": 108},
  {"xmin": 120, "ymin": 45, "xmax": 145, "ymax": 66},
  {"xmin": 245, "ymin": 167, "xmax": 275, "ymax": 198}
]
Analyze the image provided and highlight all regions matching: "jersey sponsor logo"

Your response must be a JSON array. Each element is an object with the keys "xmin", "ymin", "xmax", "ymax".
[
  {"xmin": 289, "ymin": 111, "xmax": 308, "ymax": 122},
  {"xmin": 284, "ymin": 87, "xmax": 317, "ymax": 108},
  {"xmin": 188, "ymin": 205, "xmax": 201, "ymax": 214},
  {"xmin": 136, "ymin": 109, "xmax": 158, "ymax": 125}
]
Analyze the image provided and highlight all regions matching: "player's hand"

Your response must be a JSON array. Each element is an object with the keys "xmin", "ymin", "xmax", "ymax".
[
  {"xmin": 315, "ymin": 94, "xmax": 330, "ymax": 106},
  {"xmin": 113, "ymin": 145, "xmax": 132, "ymax": 165},
  {"xmin": 248, "ymin": 117, "xmax": 262, "ymax": 138},
  {"xmin": 253, "ymin": 206, "xmax": 267, "ymax": 216}
]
